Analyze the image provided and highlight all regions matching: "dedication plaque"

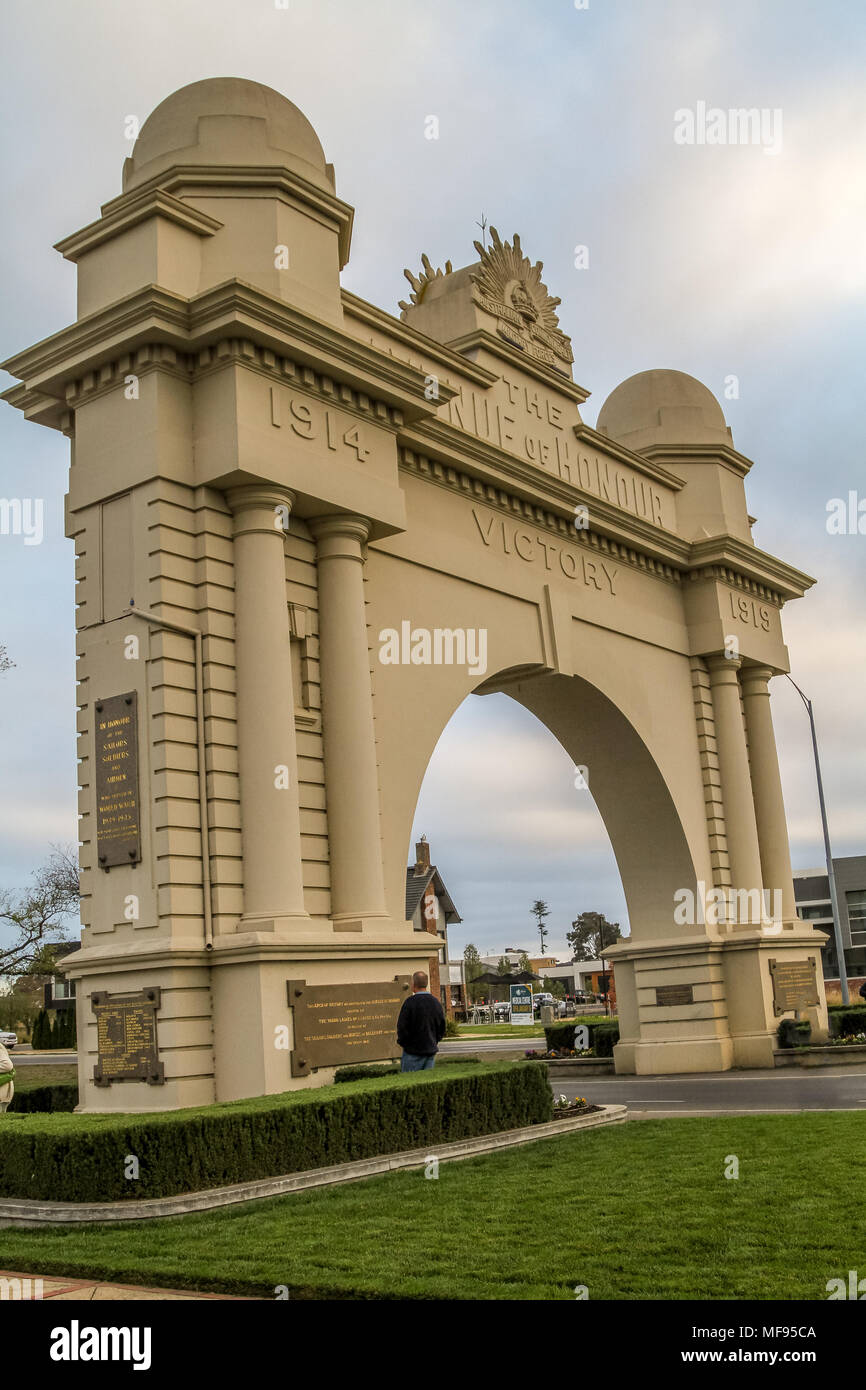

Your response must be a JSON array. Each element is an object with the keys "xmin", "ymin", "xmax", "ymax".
[
  {"xmin": 92, "ymin": 988, "xmax": 164, "ymax": 1086},
  {"xmin": 655, "ymin": 984, "xmax": 694, "ymax": 1007},
  {"xmin": 287, "ymin": 977, "xmax": 411, "ymax": 1076},
  {"xmin": 769, "ymin": 958, "xmax": 820, "ymax": 1016},
  {"xmin": 95, "ymin": 691, "xmax": 141, "ymax": 868}
]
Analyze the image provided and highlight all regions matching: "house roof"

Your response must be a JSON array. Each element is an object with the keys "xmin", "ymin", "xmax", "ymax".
[{"xmin": 405, "ymin": 866, "xmax": 462, "ymax": 923}]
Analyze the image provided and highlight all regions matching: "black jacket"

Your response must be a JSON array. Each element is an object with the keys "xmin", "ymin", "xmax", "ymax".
[{"xmin": 396, "ymin": 991, "xmax": 446, "ymax": 1056}]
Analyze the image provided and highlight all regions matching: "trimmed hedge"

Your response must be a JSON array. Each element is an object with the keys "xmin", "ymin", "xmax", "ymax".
[
  {"xmin": 544, "ymin": 1018, "xmax": 620, "ymax": 1055},
  {"xmin": 0, "ymin": 1061, "xmax": 551, "ymax": 1203},
  {"xmin": 9, "ymin": 1083, "xmax": 78, "ymax": 1115},
  {"xmin": 334, "ymin": 1064, "xmax": 400, "ymax": 1083},
  {"xmin": 829, "ymin": 1007, "xmax": 866, "ymax": 1038}
]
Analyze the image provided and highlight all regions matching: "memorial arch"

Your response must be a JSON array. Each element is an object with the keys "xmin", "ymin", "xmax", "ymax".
[{"xmin": 2, "ymin": 77, "xmax": 829, "ymax": 1110}]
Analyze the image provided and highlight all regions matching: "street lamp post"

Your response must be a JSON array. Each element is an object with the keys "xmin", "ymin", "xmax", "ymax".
[{"xmin": 786, "ymin": 676, "xmax": 849, "ymax": 1006}]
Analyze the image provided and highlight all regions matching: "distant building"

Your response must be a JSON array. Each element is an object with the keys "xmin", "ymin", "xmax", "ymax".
[
  {"xmin": 794, "ymin": 855, "xmax": 866, "ymax": 1000},
  {"xmin": 406, "ymin": 839, "xmax": 463, "ymax": 1017}
]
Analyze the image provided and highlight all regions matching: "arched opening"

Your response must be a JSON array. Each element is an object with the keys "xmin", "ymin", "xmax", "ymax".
[{"xmin": 402, "ymin": 665, "xmax": 700, "ymax": 953}]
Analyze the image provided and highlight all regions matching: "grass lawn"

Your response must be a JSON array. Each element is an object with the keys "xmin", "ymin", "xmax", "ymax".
[
  {"xmin": 456, "ymin": 1024, "xmax": 544, "ymax": 1037},
  {"xmin": 3, "ymin": 1112, "xmax": 865, "ymax": 1300},
  {"xmin": 11, "ymin": 1066, "xmax": 77, "ymax": 1092}
]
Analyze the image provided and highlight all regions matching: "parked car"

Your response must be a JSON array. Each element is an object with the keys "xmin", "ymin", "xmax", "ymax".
[{"xmin": 0, "ymin": 1030, "xmax": 17, "ymax": 1050}]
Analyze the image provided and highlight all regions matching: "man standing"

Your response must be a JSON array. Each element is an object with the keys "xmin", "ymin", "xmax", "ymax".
[{"xmin": 396, "ymin": 970, "xmax": 446, "ymax": 1071}]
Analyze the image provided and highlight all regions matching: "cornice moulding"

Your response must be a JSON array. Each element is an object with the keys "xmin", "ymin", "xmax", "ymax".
[
  {"xmin": 573, "ymin": 421, "xmax": 685, "ymax": 491},
  {"xmin": 2, "ymin": 280, "xmax": 450, "ymax": 425},
  {"xmin": 341, "ymin": 289, "xmax": 499, "ymax": 389},
  {"xmin": 54, "ymin": 189, "xmax": 224, "ymax": 262},
  {"xmin": 100, "ymin": 164, "xmax": 355, "ymax": 267},
  {"xmin": 639, "ymin": 441, "xmax": 756, "ymax": 478},
  {"xmin": 446, "ymin": 328, "xmax": 592, "ymax": 405}
]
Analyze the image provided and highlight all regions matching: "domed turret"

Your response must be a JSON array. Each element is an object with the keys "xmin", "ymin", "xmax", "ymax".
[
  {"xmin": 123, "ymin": 76, "xmax": 334, "ymax": 193},
  {"xmin": 597, "ymin": 369, "xmax": 732, "ymax": 453}
]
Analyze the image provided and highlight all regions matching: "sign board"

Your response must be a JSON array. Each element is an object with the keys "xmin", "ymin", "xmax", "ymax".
[
  {"xmin": 287, "ymin": 977, "xmax": 411, "ymax": 1076},
  {"xmin": 655, "ymin": 984, "xmax": 695, "ymax": 1007},
  {"xmin": 769, "ymin": 958, "xmax": 820, "ymax": 1017},
  {"xmin": 574, "ymin": 1024, "xmax": 590, "ymax": 1051},
  {"xmin": 509, "ymin": 983, "xmax": 533, "ymax": 1024},
  {"xmin": 95, "ymin": 691, "xmax": 141, "ymax": 868},
  {"xmin": 92, "ymin": 988, "xmax": 164, "ymax": 1086}
]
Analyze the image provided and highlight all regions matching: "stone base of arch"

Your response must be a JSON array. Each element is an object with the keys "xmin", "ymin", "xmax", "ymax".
[{"xmin": 607, "ymin": 927, "xmax": 829, "ymax": 1075}]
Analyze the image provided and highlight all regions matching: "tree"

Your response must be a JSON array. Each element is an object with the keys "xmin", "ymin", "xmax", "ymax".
[
  {"xmin": 462, "ymin": 943, "xmax": 485, "ymax": 1003},
  {"xmin": 517, "ymin": 951, "xmax": 535, "ymax": 978},
  {"xmin": 0, "ymin": 847, "xmax": 80, "ymax": 978},
  {"xmin": 531, "ymin": 900, "xmax": 550, "ymax": 955},
  {"xmin": 542, "ymin": 977, "xmax": 566, "ymax": 1000},
  {"xmin": 0, "ymin": 644, "xmax": 13, "ymax": 674},
  {"xmin": 496, "ymin": 956, "xmax": 512, "ymax": 976},
  {"xmin": 567, "ymin": 910, "xmax": 622, "ymax": 962}
]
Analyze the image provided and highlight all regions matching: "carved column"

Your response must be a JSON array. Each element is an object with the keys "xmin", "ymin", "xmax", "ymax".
[
  {"xmin": 741, "ymin": 665, "xmax": 796, "ymax": 923},
  {"xmin": 228, "ymin": 486, "xmax": 307, "ymax": 926},
  {"xmin": 706, "ymin": 655, "xmax": 764, "ymax": 926},
  {"xmin": 309, "ymin": 514, "xmax": 387, "ymax": 923}
]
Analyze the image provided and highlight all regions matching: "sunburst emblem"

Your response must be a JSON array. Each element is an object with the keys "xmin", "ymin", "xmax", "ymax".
[
  {"xmin": 470, "ymin": 227, "xmax": 562, "ymax": 330},
  {"xmin": 398, "ymin": 253, "xmax": 454, "ymax": 315}
]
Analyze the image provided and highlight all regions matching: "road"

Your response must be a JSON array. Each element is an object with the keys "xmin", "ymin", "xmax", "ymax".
[
  {"xmin": 549, "ymin": 1068, "xmax": 866, "ymax": 1116},
  {"xmin": 8, "ymin": 1051, "xmax": 77, "ymax": 1066}
]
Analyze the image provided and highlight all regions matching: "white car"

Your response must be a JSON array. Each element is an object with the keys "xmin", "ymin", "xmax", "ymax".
[{"xmin": 0, "ymin": 1031, "xmax": 17, "ymax": 1050}]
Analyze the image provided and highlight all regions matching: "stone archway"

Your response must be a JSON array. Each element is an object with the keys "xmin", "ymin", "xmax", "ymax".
[{"xmin": 2, "ymin": 76, "xmax": 829, "ymax": 1107}]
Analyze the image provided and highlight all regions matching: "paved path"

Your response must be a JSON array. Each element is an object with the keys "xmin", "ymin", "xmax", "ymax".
[
  {"xmin": 0, "ymin": 1270, "xmax": 253, "ymax": 1300},
  {"xmin": 549, "ymin": 1067, "xmax": 866, "ymax": 1116}
]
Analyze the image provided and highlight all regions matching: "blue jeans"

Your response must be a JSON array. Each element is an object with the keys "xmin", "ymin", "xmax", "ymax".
[{"xmin": 400, "ymin": 1052, "xmax": 436, "ymax": 1072}]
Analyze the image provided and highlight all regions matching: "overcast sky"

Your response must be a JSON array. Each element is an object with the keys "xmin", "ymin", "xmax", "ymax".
[{"xmin": 1, "ymin": 0, "xmax": 864, "ymax": 961}]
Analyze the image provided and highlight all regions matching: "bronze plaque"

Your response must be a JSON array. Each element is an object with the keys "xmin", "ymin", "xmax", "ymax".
[
  {"xmin": 287, "ymin": 977, "xmax": 411, "ymax": 1077},
  {"xmin": 655, "ymin": 984, "xmax": 694, "ymax": 1007},
  {"xmin": 769, "ymin": 958, "xmax": 819, "ymax": 1016},
  {"xmin": 92, "ymin": 988, "xmax": 164, "ymax": 1086},
  {"xmin": 95, "ymin": 691, "xmax": 141, "ymax": 868}
]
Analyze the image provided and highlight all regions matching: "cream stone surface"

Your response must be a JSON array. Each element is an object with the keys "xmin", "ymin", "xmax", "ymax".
[{"xmin": 2, "ymin": 78, "xmax": 828, "ymax": 1109}]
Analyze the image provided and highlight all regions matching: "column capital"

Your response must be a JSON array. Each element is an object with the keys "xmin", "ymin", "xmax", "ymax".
[
  {"xmin": 706, "ymin": 653, "xmax": 742, "ymax": 677},
  {"xmin": 226, "ymin": 485, "xmax": 295, "ymax": 538},
  {"xmin": 740, "ymin": 664, "xmax": 778, "ymax": 693},
  {"xmin": 308, "ymin": 513, "xmax": 371, "ymax": 561}
]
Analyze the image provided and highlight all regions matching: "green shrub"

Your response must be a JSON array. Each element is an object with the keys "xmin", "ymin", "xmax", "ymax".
[
  {"xmin": 0, "ymin": 1061, "xmax": 552, "ymax": 1203},
  {"xmin": 777, "ymin": 1018, "xmax": 812, "ymax": 1049},
  {"xmin": 333, "ymin": 1064, "xmax": 400, "ymax": 1083},
  {"xmin": 544, "ymin": 1018, "xmax": 619, "ymax": 1054},
  {"xmin": 444, "ymin": 1017, "xmax": 461, "ymax": 1038},
  {"xmin": 9, "ymin": 1083, "xmax": 78, "ymax": 1114},
  {"xmin": 829, "ymin": 1007, "xmax": 866, "ymax": 1038}
]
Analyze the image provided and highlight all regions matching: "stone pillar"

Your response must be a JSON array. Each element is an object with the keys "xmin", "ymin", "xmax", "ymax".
[
  {"xmin": 228, "ymin": 486, "xmax": 307, "ymax": 926},
  {"xmin": 706, "ymin": 655, "xmax": 764, "ymax": 926},
  {"xmin": 741, "ymin": 665, "xmax": 796, "ymax": 924},
  {"xmin": 309, "ymin": 515, "xmax": 387, "ymax": 923}
]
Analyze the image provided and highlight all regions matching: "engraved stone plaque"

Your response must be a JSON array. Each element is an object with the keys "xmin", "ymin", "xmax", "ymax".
[
  {"xmin": 287, "ymin": 977, "xmax": 411, "ymax": 1077},
  {"xmin": 95, "ymin": 691, "xmax": 141, "ymax": 868},
  {"xmin": 769, "ymin": 958, "xmax": 819, "ymax": 1016},
  {"xmin": 655, "ymin": 984, "xmax": 695, "ymax": 1007},
  {"xmin": 92, "ymin": 988, "xmax": 164, "ymax": 1086}
]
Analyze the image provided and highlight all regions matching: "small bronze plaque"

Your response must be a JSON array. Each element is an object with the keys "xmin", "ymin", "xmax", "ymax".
[
  {"xmin": 92, "ymin": 988, "xmax": 164, "ymax": 1086},
  {"xmin": 655, "ymin": 984, "xmax": 694, "ymax": 1007},
  {"xmin": 287, "ymin": 977, "xmax": 411, "ymax": 1077},
  {"xmin": 769, "ymin": 958, "xmax": 819, "ymax": 1016},
  {"xmin": 95, "ymin": 691, "xmax": 141, "ymax": 868}
]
